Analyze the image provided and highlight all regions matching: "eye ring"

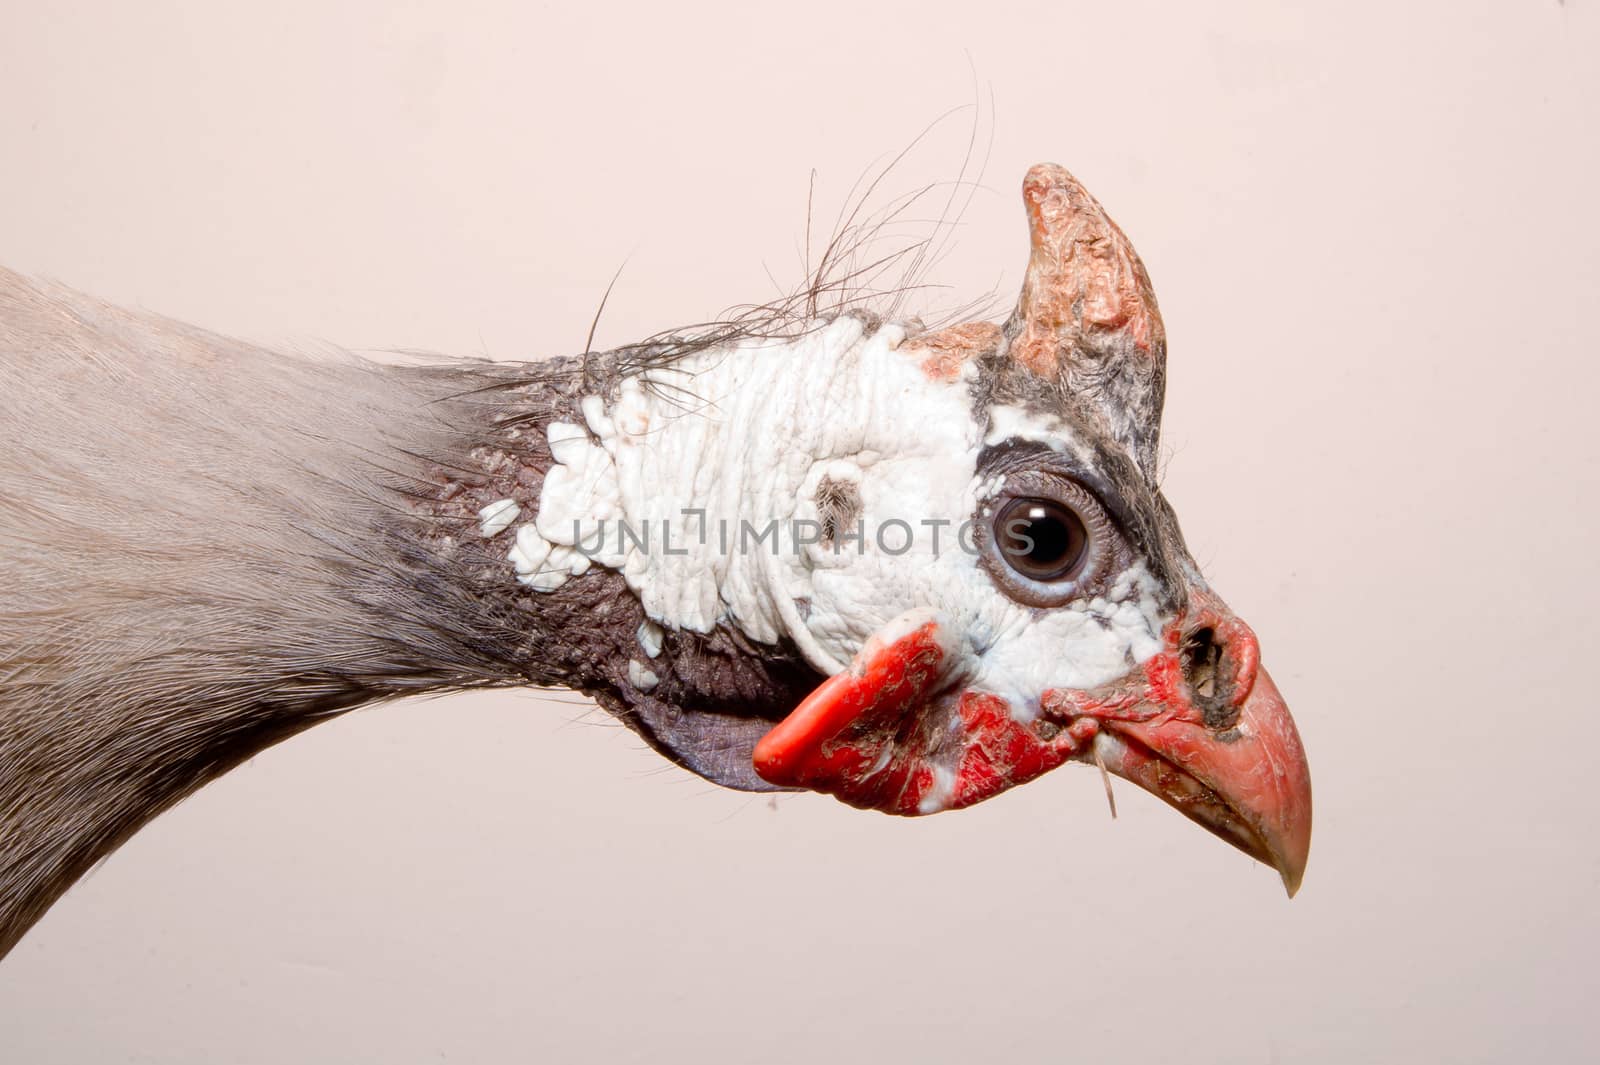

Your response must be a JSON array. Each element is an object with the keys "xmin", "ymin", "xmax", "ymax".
[{"xmin": 977, "ymin": 475, "xmax": 1120, "ymax": 607}]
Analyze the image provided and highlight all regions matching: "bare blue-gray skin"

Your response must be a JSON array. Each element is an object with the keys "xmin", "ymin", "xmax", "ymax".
[{"xmin": 0, "ymin": 165, "xmax": 1312, "ymax": 959}]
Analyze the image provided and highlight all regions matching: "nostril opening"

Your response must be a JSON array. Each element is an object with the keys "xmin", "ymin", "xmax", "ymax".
[
  {"xmin": 1182, "ymin": 626, "xmax": 1238, "ymax": 730},
  {"xmin": 1184, "ymin": 627, "xmax": 1219, "ymax": 699}
]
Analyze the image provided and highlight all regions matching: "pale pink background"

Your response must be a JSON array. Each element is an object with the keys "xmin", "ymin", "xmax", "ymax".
[{"xmin": 2, "ymin": 2, "xmax": 1596, "ymax": 1062}]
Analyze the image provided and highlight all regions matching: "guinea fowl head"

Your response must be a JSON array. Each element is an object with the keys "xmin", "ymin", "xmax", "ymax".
[
  {"xmin": 505, "ymin": 164, "xmax": 1312, "ymax": 894},
  {"xmin": 0, "ymin": 161, "xmax": 1310, "ymax": 957}
]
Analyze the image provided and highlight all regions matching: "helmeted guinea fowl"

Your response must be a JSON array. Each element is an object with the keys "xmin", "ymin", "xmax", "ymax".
[{"xmin": 0, "ymin": 163, "xmax": 1312, "ymax": 959}]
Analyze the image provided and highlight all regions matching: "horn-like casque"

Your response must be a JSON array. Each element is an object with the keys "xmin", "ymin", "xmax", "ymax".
[{"xmin": 1002, "ymin": 163, "xmax": 1167, "ymax": 479}]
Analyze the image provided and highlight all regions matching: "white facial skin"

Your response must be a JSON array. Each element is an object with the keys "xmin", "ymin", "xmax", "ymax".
[{"xmin": 509, "ymin": 316, "xmax": 1171, "ymax": 720}]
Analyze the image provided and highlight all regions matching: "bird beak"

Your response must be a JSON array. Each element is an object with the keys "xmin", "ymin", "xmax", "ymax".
[
  {"xmin": 1085, "ymin": 665, "xmax": 1312, "ymax": 897},
  {"xmin": 1045, "ymin": 588, "xmax": 1312, "ymax": 896}
]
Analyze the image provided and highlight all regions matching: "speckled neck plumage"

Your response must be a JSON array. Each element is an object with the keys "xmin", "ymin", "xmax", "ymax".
[{"xmin": 412, "ymin": 351, "xmax": 825, "ymax": 784}]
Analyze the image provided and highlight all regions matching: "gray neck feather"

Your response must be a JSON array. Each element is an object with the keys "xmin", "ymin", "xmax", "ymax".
[{"xmin": 0, "ymin": 270, "xmax": 588, "ymax": 955}]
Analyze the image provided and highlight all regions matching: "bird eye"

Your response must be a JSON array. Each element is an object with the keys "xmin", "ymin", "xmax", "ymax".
[
  {"xmin": 995, "ymin": 497, "xmax": 1089, "ymax": 582},
  {"xmin": 977, "ymin": 474, "xmax": 1123, "ymax": 608}
]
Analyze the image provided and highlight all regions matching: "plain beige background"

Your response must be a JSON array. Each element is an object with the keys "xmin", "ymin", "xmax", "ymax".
[{"xmin": 2, "ymin": 1, "xmax": 1596, "ymax": 1062}]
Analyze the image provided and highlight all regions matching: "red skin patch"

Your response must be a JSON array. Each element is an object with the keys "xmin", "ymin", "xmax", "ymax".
[
  {"xmin": 901, "ymin": 321, "xmax": 1003, "ymax": 382},
  {"xmin": 752, "ymin": 622, "xmax": 951, "ymax": 813},
  {"xmin": 752, "ymin": 622, "xmax": 1098, "ymax": 815},
  {"xmin": 946, "ymin": 691, "xmax": 1100, "ymax": 811}
]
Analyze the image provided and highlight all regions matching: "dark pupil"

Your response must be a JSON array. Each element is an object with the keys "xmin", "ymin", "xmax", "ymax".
[{"xmin": 997, "ymin": 498, "xmax": 1088, "ymax": 581}]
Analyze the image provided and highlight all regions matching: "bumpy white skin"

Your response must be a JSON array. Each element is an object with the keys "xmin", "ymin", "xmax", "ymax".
[
  {"xmin": 509, "ymin": 317, "xmax": 1170, "ymax": 719},
  {"xmin": 477, "ymin": 499, "xmax": 520, "ymax": 538}
]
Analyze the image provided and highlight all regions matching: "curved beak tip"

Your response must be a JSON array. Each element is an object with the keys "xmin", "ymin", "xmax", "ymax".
[{"xmin": 1093, "ymin": 664, "xmax": 1312, "ymax": 897}]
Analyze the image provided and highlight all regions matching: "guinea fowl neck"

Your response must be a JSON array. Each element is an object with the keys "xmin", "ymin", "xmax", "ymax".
[{"xmin": 0, "ymin": 271, "xmax": 601, "ymax": 955}]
